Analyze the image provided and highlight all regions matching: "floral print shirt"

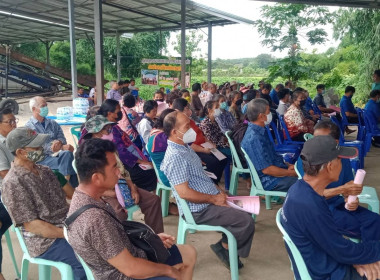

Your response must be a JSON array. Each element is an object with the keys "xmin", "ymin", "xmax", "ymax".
[
  {"xmin": 199, "ymin": 117, "xmax": 229, "ymax": 148},
  {"xmin": 284, "ymin": 104, "xmax": 314, "ymax": 138}
]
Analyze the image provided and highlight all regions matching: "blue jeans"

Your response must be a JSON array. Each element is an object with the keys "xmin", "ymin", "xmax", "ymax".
[
  {"xmin": 0, "ymin": 202, "xmax": 12, "ymax": 273},
  {"xmin": 272, "ymin": 177, "xmax": 298, "ymax": 192},
  {"xmin": 37, "ymin": 238, "xmax": 86, "ymax": 280}
]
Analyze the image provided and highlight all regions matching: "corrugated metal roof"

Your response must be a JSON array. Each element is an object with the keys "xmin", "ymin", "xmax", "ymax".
[{"xmin": 0, "ymin": 0, "xmax": 255, "ymax": 44}]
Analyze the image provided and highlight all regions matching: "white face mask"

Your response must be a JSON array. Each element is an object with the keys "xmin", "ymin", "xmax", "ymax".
[
  {"xmin": 264, "ymin": 112, "xmax": 272, "ymax": 125},
  {"xmin": 177, "ymin": 128, "xmax": 197, "ymax": 144},
  {"xmin": 213, "ymin": 108, "xmax": 221, "ymax": 117}
]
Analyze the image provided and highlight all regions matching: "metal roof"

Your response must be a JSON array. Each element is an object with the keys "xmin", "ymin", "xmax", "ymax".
[
  {"xmin": 0, "ymin": 0, "xmax": 255, "ymax": 44},
  {"xmin": 253, "ymin": 0, "xmax": 380, "ymax": 9}
]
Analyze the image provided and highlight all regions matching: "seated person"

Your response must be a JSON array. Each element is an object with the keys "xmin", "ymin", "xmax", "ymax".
[
  {"xmin": 2, "ymin": 128, "xmax": 84, "ymax": 279},
  {"xmin": 371, "ymin": 69, "xmax": 380, "ymax": 90},
  {"xmin": 284, "ymin": 90, "xmax": 314, "ymax": 142},
  {"xmin": 242, "ymin": 99, "xmax": 298, "ymax": 192},
  {"xmin": 154, "ymin": 90, "xmax": 168, "ymax": 116},
  {"xmin": 95, "ymin": 100, "xmax": 157, "ymax": 192},
  {"xmin": 172, "ymin": 98, "xmax": 228, "ymax": 184},
  {"xmin": 296, "ymin": 120, "xmax": 380, "ymax": 241},
  {"xmin": 190, "ymin": 83, "xmax": 203, "ymax": 116},
  {"xmin": 276, "ymin": 88, "xmax": 291, "ymax": 116},
  {"xmin": 81, "ymin": 115, "xmax": 164, "ymax": 233},
  {"xmin": 128, "ymin": 78, "xmax": 139, "ymax": 91},
  {"xmin": 340, "ymin": 86, "xmax": 359, "ymax": 123},
  {"xmin": 260, "ymin": 83, "xmax": 277, "ymax": 110},
  {"xmin": 67, "ymin": 138, "xmax": 196, "ymax": 280},
  {"xmin": 213, "ymin": 94, "xmax": 236, "ymax": 134},
  {"xmin": 269, "ymin": 83, "xmax": 284, "ymax": 106},
  {"xmin": 106, "ymin": 80, "xmax": 121, "ymax": 101},
  {"xmin": 166, "ymin": 91, "xmax": 181, "ymax": 109},
  {"xmin": 120, "ymin": 79, "xmax": 130, "ymax": 95},
  {"xmin": 118, "ymin": 94, "xmax": 143, "ymax": 149},
  {"xmin": 313, "ymin": 84, "xmax": 335, "ymax": 114},
  {"xmin": 302, "ymin": 88, "xmax": 320, "ymax": 122},
  {"xmin": 161, "ymin": 111, "xmax": 255, "ymax": 269},
  {"xmin": 364, "ymin": 89, "xmax": 380, "ymax": 128},
  {"xmin": 242, "ymin": 90, "xmax": 257, "ymax": 115},
  {"xmin": 137, "ymin": 100, "xmax": 158, "ymax": 145},
  {"xmin": 281, "ymin": 135, "xmax": 380, "ymax": 280},
  {"xmin": 26, "ymin": 97, "xmax": 78, "ymax": 187},
  {"xmin": 77, "ymin": 88, "xmax": 89, "ymax": 98},
  {"xmin": 229, "ymin": 91, "xmax": 244, "ymax": 123}
]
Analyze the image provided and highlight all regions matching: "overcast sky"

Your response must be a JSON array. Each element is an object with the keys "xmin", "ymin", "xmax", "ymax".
[{"xmin": 166, "ymin": 0, "xmax": 340, "ymax": 59}]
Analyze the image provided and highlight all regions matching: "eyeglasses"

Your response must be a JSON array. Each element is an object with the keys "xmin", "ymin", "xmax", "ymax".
[{"xmin": 1, "ymin": 118, "xmax": 18, "ymax": 125}]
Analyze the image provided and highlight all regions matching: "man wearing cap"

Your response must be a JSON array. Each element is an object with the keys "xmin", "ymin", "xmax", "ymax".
[
  {"xmin": 1, "ymin": 128, "xmax": 85, "ymax": 280},
  {"xmin": 281, "ymin": 135, "xmax": 380, "ymax": 280},
  {"xmin": 26, "ymin": 96, "xmax": 78, "ymax": 187}
]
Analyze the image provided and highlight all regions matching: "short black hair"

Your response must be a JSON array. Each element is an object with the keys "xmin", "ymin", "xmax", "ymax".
[
  {"xmin": 263, "ymin": 83, "xmax": 272, "ymax": 91},
  {"xmin": 98, "ymin": 99, "xmax": 119, "ymax": 117},
  {"xmin": 370, "ymin": 89, "xmax": 380, "ymax": 98},
  {"xmin": 172, "ymin": 98, "xmax": 188, "ymax": 112},
  {"xmin": 143, "ymin": 100, "xmax": 158, "ymax": 114},
  {"xmin": 294, "ymin": 87, "xmax": 304, "ymax": 92},
  {"xmin": 278, "ymin": 88, "xmax": 291, "ymax": 100},
  {"xmin": 201, "ymin": 101, "xmax": 216, "ymax": 118},
  {"xmin": 163, "ymin": 111, "xmax": 179, "ymax": 137},
  {"xmin": 316, "ymin": 84, "xmax": 325, "ymax": 90},
  {"xmin": 180, "ymin": 89, "xmax": 189, "ymax": 96},
  {"xmin": 374, "ymin": 70, "xmax": 380, "ymax": 77},
  {"xmin": 124, "ymin": 79, "xmax": 130, "ymax": 84},
  {"xmin": 166, "ymin": 91, "xmax": 180, "ymax": 105},
  {"xmin": 314, "ymin": 120, "xmax": 340, "ymax": 140},
  {"xmin": 123, "ymin": 94, "xmax": 136, "ymax": 108},
  {"xmin": 244, "ymin": 90, "xmax": 257, "ymax": 103},
  {"xmin": 345, "ymin": 86, "xmax": 356, "ymax": 94},
  {"xmin": 154, "ymin": 108, "xmax": 175, "ymax": 129},
  {"xmin": 118, "ymin": 80, "xmax": 124, "ymax": 86},
  {"xmin": 75, "ymin": 138, "xmax": 116, "ymax": 183},
  {"xmin": 276, "ymin": 84, "xmax": 285, "ymax": 90},
  {"xmin": 285, "ymin": 81, "xmax": 292, "ymax": 87},
  {"xmin": 0, "ymin": 108, "xmax": 13, "ymax": 122},
  {"xmin": 130, "ymin": 79, "xmax": 135, "ymax": 82}
]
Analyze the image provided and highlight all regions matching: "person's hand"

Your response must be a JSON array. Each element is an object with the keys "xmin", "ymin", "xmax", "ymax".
[
  {"xmin": 287, "ymin": 165, "xmax": 297, "ymax": 176},
  {"xmin": 345, "ymin": 197, "xmax": 359, "ymax": 211},
  {"xmin": 342, "ymin": 181, "xmax": 363, "ymax": 196},
  {"xmin": 51, "ymin": 140, "xmax": 62, "ymax": 152},
  {"xmin": 158, "ymin": 233, "xmax": 176, "ymax": 248},
  {"xmin": 138, "ymin": 160, "xmax": 152, "ymax": 166},
  {"xmin": 167, "ymin": 263, "xmax": 185, "ymax": 280},
  {"xmin": 287, "ymin": 165, "xmax": 295, "ymax": 171},
  {"xmin": 211, "ymin": 193, "xmax": 228, "ymax": 207},
  {"xmin": 354, "ymin": 261, "xmax": 380, "ymax": 280},
  {"xmin": 203, "ymin": 148, "xmax": 212, "ymax": 154},
  {"xmin": 62, "ymin": 144, "xmax": 74, "ymax": 153},
  {"xmin": 130, "ymin": 185, "xmax": 140, "ymax": 204}
]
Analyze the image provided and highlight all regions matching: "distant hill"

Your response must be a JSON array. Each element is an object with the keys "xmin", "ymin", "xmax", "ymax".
[{"xmin": 212, "ymin": 54, "xmax": 277, "ymax": 70}]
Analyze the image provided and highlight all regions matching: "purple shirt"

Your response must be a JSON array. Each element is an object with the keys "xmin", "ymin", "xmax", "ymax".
[{"xmin": 106, "ymin": 89, "xmax": 122, "ymax": 101}]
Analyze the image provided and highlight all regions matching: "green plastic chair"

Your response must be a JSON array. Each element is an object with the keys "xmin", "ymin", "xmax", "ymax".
[
  {"xmin": 70, "ymin": 126, "xmax": 82, "ymax": 148},
  {"xmin": 4, "ymin": 229, "xmax": 21, "ymax": 279},
  {"xmin": 241, "ymin": 148, "xmax": 288, "ymax": 210},
  {"xmin": 225, "ymin": 131, "xmax": 250, "ymax": 195},
  {"xmin": 173, "ymin": 187, "xmax": 239, "ymax": 280},
  {"xmin": 303, "ymin": 133, "xmax": 313, "ymax": 141},
  {"xmin": 13, "ymin": 225, "xmax": 73, "ymax": 280},
  {"xmin": 63, "ymin": 227, "xmax": 95, "ymax": 280},
  {"xmin": 276, "ymin": 209, "xmax": 312, "ymax": 280},
  {"xmin": 360, "ymin": 186, "xmax": 380, "ymax": 214}
]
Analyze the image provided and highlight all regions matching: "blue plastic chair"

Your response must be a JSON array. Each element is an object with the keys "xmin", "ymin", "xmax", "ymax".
[
  {"xmin": 173, "ymin": 187, "xmax": 240, "ymax": 280},
  {"xmin": 362, "ymin": 109, "xmax": 380, "ymax": 153},
  {"xmin": 225, "ymin": 131, "xmax": 250, "ymax": 195},
  {"xmin": 278, "ymin": 115, "xmax": 305, "ymax": 146},
  {"xmin": 265, "ymin": 122, "xmax": 302, "ymax": 154},
  {"xmin": 340, "ymin": 106, "xmax": 360, "ymax": 130},
  {"xmin": 276, "ymin": 209, "xmax": 312, "ymax": 280},
  {"xmin": 70, "ymin": 126, "xmax": 82, "ymax": 148},
  {"xmin": 4, "ymin": 229, "xmax": 21, "ymax": 279},
  {"xmin": 241, "ymin": 148, "xmax": 288, "ymax": 210}
]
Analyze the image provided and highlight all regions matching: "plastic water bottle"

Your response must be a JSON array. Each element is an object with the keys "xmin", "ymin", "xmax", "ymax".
[{"xmin": 345, "ymin": 169, "xmax": 366, "ymax": 210}]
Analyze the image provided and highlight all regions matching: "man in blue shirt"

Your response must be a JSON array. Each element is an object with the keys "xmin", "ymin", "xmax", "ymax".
[
  {"xmin": 282, "ymin": 135, "xmax": 380, "ymax": 280},
  {"xmin": 313, "ymin": 84, "xmax": 335, "ymax": 114},
  {"xmin": 269, "ymin": 83, "xmax": 284, "ymax": 106},
  {"xmin": 365, "ymin": 90, "xmax": 380, "ymax": 128},
  {"xmin": 340, "ymin": 86, "xmax": 358, "ymax": 123},
  {"xmin": 242, "ymin": 98, "xmax": 298, "ymax": 192},
  {"xmin": 372, "ymin": 69, "xmax": 380, "ymax": 90},
  {"xmin": 26, "ymin": 96, "xmax": 78, "ymax": 187},
  {"xmin": 296, "ymin": 120, "xmax": 380, "ymax": 241},
  {"xmin": 161, "ymin": 111, "xmax": 255, "ymax": 270}
]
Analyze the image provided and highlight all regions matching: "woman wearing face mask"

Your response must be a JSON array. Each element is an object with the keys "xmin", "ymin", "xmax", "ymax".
[
  {"xmin": 284, "ymin": 90, "xmax": 314, "ymax": 142},
  {"xmin": 81, "ymin": 115, "xmax": 165, "ymax": 232},
  {"xmin": 91, "ymin": 100, "xmax": 157, "ymax": 192},
  {"xmin": 172, "ymin": 99, "xmax": 228, "ymax": 184},
  {"xmin": 229, "ymin": 91, "xmax": 244, "ymax": 123},
  {"xmin": 212, "ymin": 94, "xmax": 237, "ymax": 134}
]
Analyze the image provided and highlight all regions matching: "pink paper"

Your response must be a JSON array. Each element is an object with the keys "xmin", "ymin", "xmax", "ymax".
[
  {"xmin": 227, "ymin": 196, "xmax": 260, "ymax": 215},
  {"xmin": 346, "ymin": 169, "xmax": 366, "ymax": 207}
]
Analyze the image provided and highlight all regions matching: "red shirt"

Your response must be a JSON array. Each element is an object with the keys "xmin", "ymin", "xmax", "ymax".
[{"xmin": 190, "ymin": 120, "xmax": 206, "ymax": 145}]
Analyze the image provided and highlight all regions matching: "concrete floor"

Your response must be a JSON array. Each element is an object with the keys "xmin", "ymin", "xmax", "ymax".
[{"xmin": 2, "ymin": 94, "xmax": 380, "ymax": 280}]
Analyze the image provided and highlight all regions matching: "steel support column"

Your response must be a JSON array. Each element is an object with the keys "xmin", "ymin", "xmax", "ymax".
[
  {"xmin": 5, "ymin": 45, "xmax": 10, "ymax": 98},
  {"xmin": 180, "ymin": 0, "xmax": 186, "ymax": 89},
  {"xmin": 68, "ymin": 0, "xmax": 78, "ymax": 98},
  {"xmin": 207, "ymin": 22, "xmax": 212, "ymax": 83},
  {"xmin": 94, "ymin": 0, "xmax": 104, "ymax": 105},
  {"xmin": 116, "ymin": 31, "xmax": 121, "ymax": 81}
]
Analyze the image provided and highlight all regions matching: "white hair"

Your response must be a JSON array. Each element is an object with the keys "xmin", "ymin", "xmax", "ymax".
[{"xmin": 29, "ymin": 96, "xmax": 43, "ymax": 112}]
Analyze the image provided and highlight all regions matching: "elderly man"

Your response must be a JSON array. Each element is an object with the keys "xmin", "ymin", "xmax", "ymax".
[
  {"xmin": 242, "ymin": 98, "xmax": 298, "ymax": 192},
  {"xmin": 106, "ymin": 80, "xmax": 121, "ymax": 101},
  {"xmin": 161, "ymin": 111, "xmax": 255, "ymax": 269},
  {"xmin": 26, "ymin": 96, "xmax": 78, "ymax": 187},
  {"xmin": 281, "ymin": 135, "xmax": 380, "ymax": 280},
  {"xmin": 66, "ymin": 138, "xmax": 196, "ymax": 280},
  {"xmin": 2, "ymin": 128, "xmax": 84, "ymax": 279}
]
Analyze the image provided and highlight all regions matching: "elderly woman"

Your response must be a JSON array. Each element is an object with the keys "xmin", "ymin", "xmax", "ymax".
[
  {"xmin": 212, "ymin": 94, "xmax": 237, "ymax": 134},
  {"xmin": 284, "ymin": 90, "xmax": 314, "ymax": 142},
  {"xmin": 82, "ymin": 115, "xmax": 164, "ymax": 233}
]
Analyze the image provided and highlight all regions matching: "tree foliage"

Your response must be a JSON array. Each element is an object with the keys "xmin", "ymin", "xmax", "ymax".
[{"xmin": 172, "ymin": 30, "xmax": 205, "ymax": 58}]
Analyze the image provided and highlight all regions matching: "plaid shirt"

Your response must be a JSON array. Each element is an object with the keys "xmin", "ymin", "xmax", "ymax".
[{"xmin": 161, "ymin": 140, "xmax": 219, "ymax": 216}]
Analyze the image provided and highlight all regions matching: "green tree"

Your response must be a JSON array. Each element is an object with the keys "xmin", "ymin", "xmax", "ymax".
[{"xmin": 172, "ymin": 30, "xmax": 205, "ymax": 58}]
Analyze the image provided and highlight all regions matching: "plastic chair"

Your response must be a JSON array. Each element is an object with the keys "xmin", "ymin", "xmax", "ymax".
[
  {"xmin": 70, "ymin": 126, "xmax": 82, "ymax": 148},
  {"xmin": 173, "ymin": 188, "xmax": 239, "ymax": 280},
  {"xmin": 276, "ymin": 209, "xmax": 312, "ymax": 280},
  {"xmin": 13, "ymin": 225, "xmax": 73, "ymax": 280},
  {"xmin": 4, "ymin": 229, "xmax": 21, "ymax": 279},
  {"xmin": 241, "ymin": 148, "xmax": 288, "ymax": 210},
  {"xmin": 278, "ymin": 115, "xmax": 305, "ymax": 146},
  {"xmin": 362, "ymin": 109, "xmax": 380, "ymax": 153},
  {"xmin": 303, "ymin": 133, "xmax": 313, "ymax": 141},
  {"xmin": 265, "ymin": 123, "xmax": 302, "ymax": 154},
  {"xmin": 225, "ymin": 131, "xmax": 250, "ymax": 195},
  {"xmin": 340, "ymin": 106, "xmax": 360, "ymax": 130}
]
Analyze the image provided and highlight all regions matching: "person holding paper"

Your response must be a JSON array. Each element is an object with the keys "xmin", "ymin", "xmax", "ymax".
[
  {"xmin": 161, "ymin": 111, "xmax": 255, "ymax": 270},
  {"xmin": 281, "ymin": 135, "xmax": 380, "ymax": 280},
  {"xmin": 296, "ymin": 120, "xmax": 380, "ymax": 241}
]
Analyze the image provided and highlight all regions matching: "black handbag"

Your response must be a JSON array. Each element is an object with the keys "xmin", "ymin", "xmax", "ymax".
[{"xmin": 64, "ymin": 204, "xmax": 170, "ymax": 263}]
